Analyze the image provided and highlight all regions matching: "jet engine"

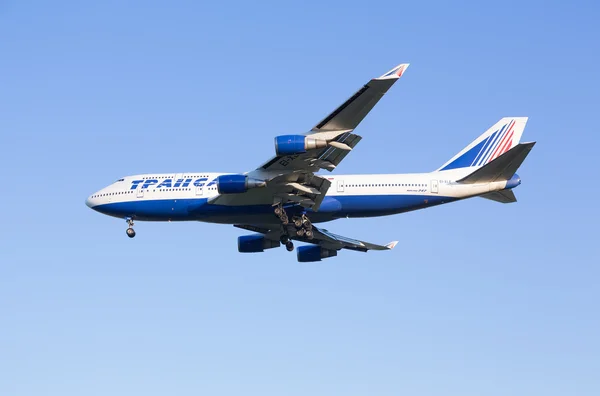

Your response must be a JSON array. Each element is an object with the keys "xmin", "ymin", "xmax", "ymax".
[
  {"xmin": 217, "ymin": 174, "xmax": 266, "ymax": 194},
  {"xmin": 274, "ymin": 135, "xmax": 328, "ymax": 156},
  {"xmin": 296, "ymin": 246, "xmax": 338, "ymax": 262},
  {"xmin": 238, "ymin": 234, "xmax": 280, "ymax": 253}
]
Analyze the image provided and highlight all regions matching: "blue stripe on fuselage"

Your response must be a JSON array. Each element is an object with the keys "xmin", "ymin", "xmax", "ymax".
[{"xmin": 91, "ymin": 194, "xmax": 456, "ymax": 223}]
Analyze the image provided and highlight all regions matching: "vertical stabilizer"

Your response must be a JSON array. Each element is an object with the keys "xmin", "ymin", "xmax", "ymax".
[{"xmin": 437, "ymin": 117, "xmax": 528, "ymax": 171}]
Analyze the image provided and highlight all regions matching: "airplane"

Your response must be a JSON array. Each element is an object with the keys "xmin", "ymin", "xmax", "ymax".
[{"xmin": 86, "ymin": 63, "xmax": 535, "ymax": 262}]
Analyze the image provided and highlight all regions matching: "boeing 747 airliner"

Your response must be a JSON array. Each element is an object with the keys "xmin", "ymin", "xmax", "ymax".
[{"xmin": 86, "ymin": 63, "xmax": 535, "ymax": 262}]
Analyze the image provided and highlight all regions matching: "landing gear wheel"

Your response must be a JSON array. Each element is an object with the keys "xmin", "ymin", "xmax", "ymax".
[
  {"xmin": 125, "ymin": 218, "xmax": 135, "ymax": 238},
  {"xmin": 274, "ymin": 203, "xmax": 289, "ymax": 225},
  {"xmin": 296, "ymin": 228, "xmax": 306, "ymax": 237},
  {"xmin": 280, "ymin": 235, "xmax": 289, "ymax": 244},
  {"xmin": 285, "ymin": 241, "xmax": 294, "ymax": 252},
  {"xmin": 305, "ymin": 229, "xmax": 313, "ymax": 239},
  {"xmin": 293, "ymin": 217, "xmax": 303, "ymax": 228}
]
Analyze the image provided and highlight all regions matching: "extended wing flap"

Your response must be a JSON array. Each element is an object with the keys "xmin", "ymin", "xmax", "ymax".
[
  {"xmin": 307, "ymin": 226, "xmax": 396, "ymax": 252},
  {"xmin": 257, "ymin": 63, "xmax": 408, "ymax": 173},
  {"xmin": 234, "ymin": 224, "xmax": 397, "ymax": 253}
]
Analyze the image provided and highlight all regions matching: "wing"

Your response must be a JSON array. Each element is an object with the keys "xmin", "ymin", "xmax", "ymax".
[
  {"xmin": 211, "ymin": 63, "xmax": 410, "ymax": 212},
  {"xmin": 235, "ymin": 224, "xmax": 398, "ymax": 253},
  {"xmin": 258, "ymin": 63, "xmax": 410, "ymax": 174}
]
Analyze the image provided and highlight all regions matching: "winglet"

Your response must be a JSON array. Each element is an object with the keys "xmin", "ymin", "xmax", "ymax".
[
  {"xmin": 377, "ymin": 63, "xmax": 410, "ymax": 80},
  {"xmin": 385, "ymin": 241, "xmax": 399, "ymax": 250}
]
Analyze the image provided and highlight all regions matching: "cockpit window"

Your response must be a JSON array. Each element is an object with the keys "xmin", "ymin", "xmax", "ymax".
[{"xmin": 115, "ymin": 178, "xmax": 125, "ymax": 182}]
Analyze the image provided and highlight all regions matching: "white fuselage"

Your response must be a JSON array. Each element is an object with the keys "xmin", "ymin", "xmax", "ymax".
[{"xmin": 86, "ymin": 170, "xmax": 517, "ymax": 225}]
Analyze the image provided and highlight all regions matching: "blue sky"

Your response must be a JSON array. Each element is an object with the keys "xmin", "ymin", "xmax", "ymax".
[{"xmin": 1, "ymin": 1, "xmax": 599, "ymax": 395}]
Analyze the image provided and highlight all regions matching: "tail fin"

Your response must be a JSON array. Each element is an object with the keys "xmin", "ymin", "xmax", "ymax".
[
  {"xmin": 437, "ymin": 117, "xmax": 528, "ymax": 172},
  {"xmin": 458, "ymin": 141, "xmax": 536, "ymax": 205}
]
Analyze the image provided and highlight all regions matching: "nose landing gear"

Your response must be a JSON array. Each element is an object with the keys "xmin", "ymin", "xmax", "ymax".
[{"xmin": 125, "ymin": 218, "xmax": 136, "ymax": 238}]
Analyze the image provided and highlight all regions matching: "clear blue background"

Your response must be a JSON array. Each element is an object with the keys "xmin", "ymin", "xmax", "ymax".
[{"xmin": 1, "ymin": 1, "xmax": 599, "ymax": 395}]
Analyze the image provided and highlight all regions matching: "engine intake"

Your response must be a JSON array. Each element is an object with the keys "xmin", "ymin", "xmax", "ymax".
[
  {"xmin": 238, "ymin": 234, "xmax": 280, "ymax": 253},
  {"xmin": 275, "ymin": 135, "xmax": 328, "ymax": 156},
  {"xmin": 217, "ymin": 174, "xmax": 266, "ymax": 194},
  {"xmin": 296, "ymin": 246, "xmax": 338, "ymax": 262}
]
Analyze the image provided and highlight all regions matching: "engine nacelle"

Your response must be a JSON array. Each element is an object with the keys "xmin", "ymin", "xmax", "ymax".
[
  {"xmin": 238, "ymin": 234, "xmax": 280, "ymax": 253},
  {"xmin": 217, "ymin": 174, "xmax": 266, "ymax": 194},
  {"xmin": 275, "ymin": 135, "xmax": 328, "ymax": 156},
  {"xmin": 296, "ymin": 246, "xmax": 338, "ymax": 262}
]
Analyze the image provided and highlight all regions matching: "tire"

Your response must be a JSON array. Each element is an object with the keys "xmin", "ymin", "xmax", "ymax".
[
  {"xmin": 293, "ymin": 217, "xmax": 303, "ymax": 228},
  {"xmin": 296, "ymin": 229, "xmax": 305, "ymax": 237},
  {"xmin": 126, "ymin": 228, "xmax": 136, "ymax": 238},
  {"xmin": 305, "ymin": 230, "xmax": 313, "ymax": 239},
  {"xmin": 285, "ymin": 241, "xmax": 294, "ymax": 252}
]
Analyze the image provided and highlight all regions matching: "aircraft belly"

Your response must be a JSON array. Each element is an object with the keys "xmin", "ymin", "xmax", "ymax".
[{"xmin": 91, "ymin": 194, "xmax": 457, "ymax": 224}]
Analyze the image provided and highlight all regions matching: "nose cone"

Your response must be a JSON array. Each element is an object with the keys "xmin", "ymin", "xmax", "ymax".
[
  {"xmin": 85, "ymin": 195, "xmax": 96, "ymax": 208},
  {"xmin": 505, "ymin": 174, "xmax": 522, "ymax": 189}
]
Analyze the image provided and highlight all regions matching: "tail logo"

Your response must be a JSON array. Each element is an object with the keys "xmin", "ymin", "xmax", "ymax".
[
  {"xmin": 383, "ymin": 64, "xmax": 407, "ymax": 78},
  {"xmin": 440, "ymin": 119, "xmax": 517, "ymax": 171},
  {"xmin": 472, "ymin": 120, "xmax": 516, "ymax": 166}
]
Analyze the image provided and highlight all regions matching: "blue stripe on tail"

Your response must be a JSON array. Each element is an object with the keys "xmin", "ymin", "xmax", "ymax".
[{"xmin": 440, "ymin": 139, "xmax": 488, "ymax": 171}]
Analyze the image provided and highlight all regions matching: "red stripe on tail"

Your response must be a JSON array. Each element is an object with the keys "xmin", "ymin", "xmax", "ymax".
[{"xmin": 489, "ymin": 121, "xmax": 514, "ymax": 162}]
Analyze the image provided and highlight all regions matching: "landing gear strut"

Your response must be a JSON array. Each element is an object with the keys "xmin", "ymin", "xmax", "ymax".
[{"xmin": 125, "ymin": 218, "xmax": 136, "ymax": 238}]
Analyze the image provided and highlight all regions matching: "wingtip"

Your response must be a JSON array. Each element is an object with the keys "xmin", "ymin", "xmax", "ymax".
[
  {"xmin": 385, "ymin": 241, "xmax": 399, "ymax": 250},
  {"xmin": 378, "ymin": 63, "xmax": 410, "ymax": 80}
]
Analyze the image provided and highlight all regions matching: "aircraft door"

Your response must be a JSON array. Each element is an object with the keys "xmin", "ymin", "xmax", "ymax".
[
  {"xmin": 175, "ymin": 173, "xmax": 184, "ymax": 187},
  {"xmin": 431, "ymin": 180, "xmax": 439, "ymax": 194},
  {"xmin": 136, "ymin": 184, "xmax": 144, "ymax": 198},
  {"xmin": 195, "ymin": 178, "xmax": 204, "ymax": 196},
  {"xmin": 337, "ymin": 180, "xmax": 345, "ymax": 193}
]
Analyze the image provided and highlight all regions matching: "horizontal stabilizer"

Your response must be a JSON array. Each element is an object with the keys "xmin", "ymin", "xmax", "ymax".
[
  {"xmin": 457, "ymin": 142, "xmax": 536, "ymax": 184},
  {"xmin": 480, "ymin": 190, "xmax": 517, "ymax": 203}
]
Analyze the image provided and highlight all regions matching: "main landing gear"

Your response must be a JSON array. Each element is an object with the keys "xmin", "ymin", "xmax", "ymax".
[
  {"xmin": 275, "ymin": 204, "xmax": 294, "ymax": 251},
  {"xmin": 273, "ymin": 203, "xmax": 289, "ymax": 225},
  {"xmin": 274, "ymin": 204, "xmax": 314, "ymax": 252},
  {"xmin": 279, "ymin": 234, "xmax": 295, "ymax": 251},
  {"xmin": 293, "ymin": 214, "xmax": 313, "ymax": 240},
  {"xmin": 125, "ymin": 218, "xmax": 136, "ymax": 238},
  {"xmin": 285, "ymin": 241, "xmax": 294, "ymax": 252}
]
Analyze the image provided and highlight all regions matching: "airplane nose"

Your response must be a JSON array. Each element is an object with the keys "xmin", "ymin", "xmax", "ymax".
[{"xmin": 85, "ymin": 196, "xmax": 93, "ymax": 208}]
